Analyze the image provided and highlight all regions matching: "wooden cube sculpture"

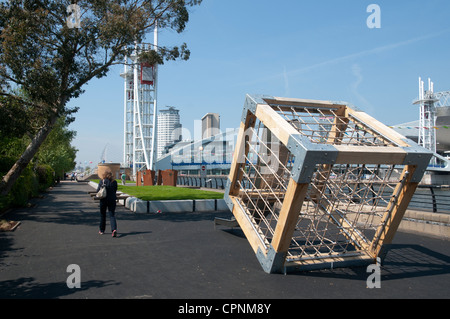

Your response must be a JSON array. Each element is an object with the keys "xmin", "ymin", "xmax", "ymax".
[{"xmin": 224, "ymin": 95, "xmax": 432, "ymax": 273}]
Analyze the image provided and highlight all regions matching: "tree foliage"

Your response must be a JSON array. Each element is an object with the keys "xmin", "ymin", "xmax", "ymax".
[
  {"xmin": 0, "ymin": 116, "xmax": 77, "ymax": 209},
  {"xmin": 0, "ymin": 116, "xmax": 78, "ymax": 178},
  {"xmin": 0, "ymin": 0, "xmax": 201, "ymax": 195},
  {"xmin": 35, "ymin": 117, "xmax": 78, "ymax": 178}
]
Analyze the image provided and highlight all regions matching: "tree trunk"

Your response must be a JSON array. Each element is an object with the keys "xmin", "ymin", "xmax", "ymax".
[{"xmin": 0, "ymin": 113, "xmax": 60, "ymax": 196}]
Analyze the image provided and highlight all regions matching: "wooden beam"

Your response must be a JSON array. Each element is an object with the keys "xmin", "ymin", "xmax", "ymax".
[
  {"xmin": 230, "ymin": 196, "xmax": 268, "ymax": 254},
  {"xmin": 370, "ymin": 165, "xmax": 419, "ymax": 258},
  {"xmin": 266, "ymin": 97, "xmax": 347, "ymax": 110},
  {"xmin": 255, "ymin": 103, "xmax": 298, "ymax": 146},
  {"xmin": 334, "ymin": 145, "xmax": 407, "ymax": 164},
  {"xmin": 271, "ymin": 179, "xmax": 309, "ymax": 253},
  {"xmin": 227, "ymin": 111, "xmax": 256, "ymax": 196},
  {"xmin": 347, "ymin": 108, "xmax": 410, "ymax": 147},
  {"xmin": 310, "ymin": 106, "xmax": 349, "ymax": 201},
  {"xmin": 326, "ymin": 104, "xmax": 349, "ymax": 145},
  {"xmin": 285, "ymin": 252, "xmax": 374, "ymax": 272}
]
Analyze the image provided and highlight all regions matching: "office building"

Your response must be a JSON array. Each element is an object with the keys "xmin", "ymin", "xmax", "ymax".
[
  {"xmin": 157, "ymin": 106, "xmax": 182, "ymax": 158},
  {"xmin": 201, "ymin": 113, "xmax": 220, "ymax": 139}
]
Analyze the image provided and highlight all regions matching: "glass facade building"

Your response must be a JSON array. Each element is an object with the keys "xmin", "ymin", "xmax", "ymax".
[{"xmin": 157, "ymin": 106, "xmax": 182, "ymax": 159}]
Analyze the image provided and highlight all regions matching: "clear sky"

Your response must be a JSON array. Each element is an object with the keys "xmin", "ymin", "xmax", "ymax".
[{"xmin": 68, "ymin": 0, "xmax": 450, "ymax": 166}]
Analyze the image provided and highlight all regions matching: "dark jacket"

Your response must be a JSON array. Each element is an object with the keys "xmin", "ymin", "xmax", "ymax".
[{"xmin": 97, "ymin": 179, "xmax": 118, "ymax": 202}]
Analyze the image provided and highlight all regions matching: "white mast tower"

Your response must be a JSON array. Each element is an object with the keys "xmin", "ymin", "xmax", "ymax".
[
  {"xmin": 122, "ymin": 24, "xmax": 159, "ymax": 177},
  {"xmin": 413, "ymin": 77, "xmax": 438, "ymax": 165}
]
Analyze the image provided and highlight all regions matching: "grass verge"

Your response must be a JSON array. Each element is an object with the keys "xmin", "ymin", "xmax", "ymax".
[
  {"xmin": 118, "ymin": 185, "xmax": 224, "ymax": 201},
  {"xmin": 90, "ymin": 180, "xmax": 224, "ymax": 201}
]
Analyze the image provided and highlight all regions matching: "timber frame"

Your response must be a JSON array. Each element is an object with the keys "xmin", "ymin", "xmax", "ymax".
[{"xmin": 224, "ymin": 94, "xmax": 432, "ymax": 273}]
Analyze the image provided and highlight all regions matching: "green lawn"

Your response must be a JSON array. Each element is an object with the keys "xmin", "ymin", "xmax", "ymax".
[
  {"xmin": 118, "ymin": 185, "xmax": 224, "ymax": 201},
  {"xmin": 90, "ymin": 180, "xmax": 224, "ymax": 201}
]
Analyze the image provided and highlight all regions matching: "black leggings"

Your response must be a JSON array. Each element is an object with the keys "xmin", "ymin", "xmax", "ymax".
[{"xmin": 99, "ymin": 200, "xmax": 117, "ymax": 232}]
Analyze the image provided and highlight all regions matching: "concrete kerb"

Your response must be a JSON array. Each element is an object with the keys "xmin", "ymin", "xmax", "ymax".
[
  {"xmin": 88, "ymin": 181, "xmax": 230, "ymax": 214},
  {"xmin": 88, "ymin": 181, "xmax": 98, "ymax": 189},
  {"xmin": 401, "ymin": 209, "xmax": 450, "ymax": 239},
  {"xmin": 131, "ymin": 199, "xmax": 230, "ymax": 214}
]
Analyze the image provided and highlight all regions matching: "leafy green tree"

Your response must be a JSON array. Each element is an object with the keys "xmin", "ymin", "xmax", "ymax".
[
  {"xmin": 36, "ymin": 117, "xmax": 78, "ymax": 179},
  {"xmin": 0, "ymin": 0, "xmax": 200, "ymax": 195}
]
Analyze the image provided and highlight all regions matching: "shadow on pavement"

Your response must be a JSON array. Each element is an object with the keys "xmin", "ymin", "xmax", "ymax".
[{"xmin": 0, "ymin": 277, "xmax": 120, "ymax": 299}]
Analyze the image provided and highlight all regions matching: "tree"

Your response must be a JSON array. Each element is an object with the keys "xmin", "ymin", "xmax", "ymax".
[
  {"xmin": 0, "ymin": 0, "xmax": 201, "ymax": 195},
  {"xmin": 35, "ymin": 117, "xmax": 78, "ymax": 179}
]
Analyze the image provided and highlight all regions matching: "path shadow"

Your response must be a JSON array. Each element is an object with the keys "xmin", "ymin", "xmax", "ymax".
[
  {"xmin": 0, "ymin": 276, "xmax": 120, "ymax": 299},
  {"xmin": 116, "ymin": 231, "xmax": 153, "ymax": 238},
  {"xmin": 0, "ymin": 233, "xmax": 20, "ymax": 267},
  {"xmin": 142, "ymin": 211, "xmax": 232, "ymax": 223},
  {"xmin": 220, "ymin": 228, "xmax": 247, "ymax": 239},
  {"xmin": 218, "ymin": 215, "xmax": 450, "ymax": 281},
  {"xmin": 380, "ymin": 244, "xmax": 450, "ymax": 280},
  {"xmin": 285, "ymin": 244, "xmax": 450, "ymax": 281}
]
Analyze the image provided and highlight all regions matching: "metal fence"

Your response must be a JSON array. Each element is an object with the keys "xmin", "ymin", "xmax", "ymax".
[
  {"xmin": 410, "ymin": 186, "xmax": 450, "ymax": 213},
  {"xmin": 177, "ymin": 175, "xmax": 450, "ymax": 214},
  {"xmin": 177, "ymin": 175, "xmax": 227, "ymax": 190}
]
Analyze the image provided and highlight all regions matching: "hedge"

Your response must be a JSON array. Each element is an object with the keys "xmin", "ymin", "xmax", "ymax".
[
  {"xmin": 0, "ymin": 159, "xmax": 55, "ymax": 211},
  {"xmin": 35, "ymin": 164, "xmax": 55, "ymax": 192}
]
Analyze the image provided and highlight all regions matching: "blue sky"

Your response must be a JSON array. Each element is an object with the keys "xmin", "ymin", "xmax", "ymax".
[{"xmin": 68, "ymin": 0, "xmax": 450, "ymax": 166}]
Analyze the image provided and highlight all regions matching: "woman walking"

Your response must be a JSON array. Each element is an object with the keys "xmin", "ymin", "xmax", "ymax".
[{"xmin": 97, "ymin": 171, "xmax": 118, "ymax": 237}]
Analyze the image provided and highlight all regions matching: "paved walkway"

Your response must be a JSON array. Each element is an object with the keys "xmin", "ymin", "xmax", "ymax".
[{"xmin": 0, "ymin": 180, "xmax": 449, "ymax": 299}]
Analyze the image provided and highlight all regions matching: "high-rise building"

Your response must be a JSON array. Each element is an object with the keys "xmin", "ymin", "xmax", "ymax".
[
  {"xmin": 201, "ymin": 113, "xmax": 220, "ymax": 139},
  {"xmin": 157, "ymin": 106, "xmax": 182, "ymax": 158}
]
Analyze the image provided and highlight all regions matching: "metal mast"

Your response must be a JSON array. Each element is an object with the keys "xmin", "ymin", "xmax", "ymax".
[
  {"xmin": 413, "ymin": 77, "xmax": 438, "ymax": 164},
  {"xmin": 122, "ymin": 24, "xmax": 159, "ymax": 176}
]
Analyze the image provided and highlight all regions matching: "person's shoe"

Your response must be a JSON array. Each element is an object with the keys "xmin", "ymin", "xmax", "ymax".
[
  {"xmin": 112, "ymin": 230, "xmax": 117, "ymax": 237},
  {"xmin": 99, "ymin": 231, "xmax": 104, "ymax": 235}
]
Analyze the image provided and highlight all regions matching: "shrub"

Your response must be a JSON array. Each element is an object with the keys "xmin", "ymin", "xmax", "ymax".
[
  {"xmin": 0, "ymin": 160, "xmax": 53, "ymax": 209},
  {"xmin": 35, "ymin": 164, "xmax": 54, "ymax": 192},
  {"xmin": 9, "ymin": 165, "xmax": 39, "ymax": 207}
]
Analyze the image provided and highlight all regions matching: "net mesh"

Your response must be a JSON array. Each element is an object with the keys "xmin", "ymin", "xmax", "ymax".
[{"xmin": 234, "ymin": 104, "xmax": 405, "ymax": 263}]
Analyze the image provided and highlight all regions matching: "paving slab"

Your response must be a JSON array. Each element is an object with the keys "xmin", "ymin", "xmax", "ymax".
[{"xmin": 1, "ymin": 180, "xmax": 449, "ymax": 299}]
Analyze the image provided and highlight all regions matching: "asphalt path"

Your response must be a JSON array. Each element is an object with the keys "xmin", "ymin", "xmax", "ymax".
[{"xmin": 1, "ymin": 180, "xmax": 449, "ymax": 300}]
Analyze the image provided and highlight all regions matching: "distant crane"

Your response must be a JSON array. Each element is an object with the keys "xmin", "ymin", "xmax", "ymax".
[{"xmin": 100, "ymin": 143, "xmax": 109, "ymax": 163}]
